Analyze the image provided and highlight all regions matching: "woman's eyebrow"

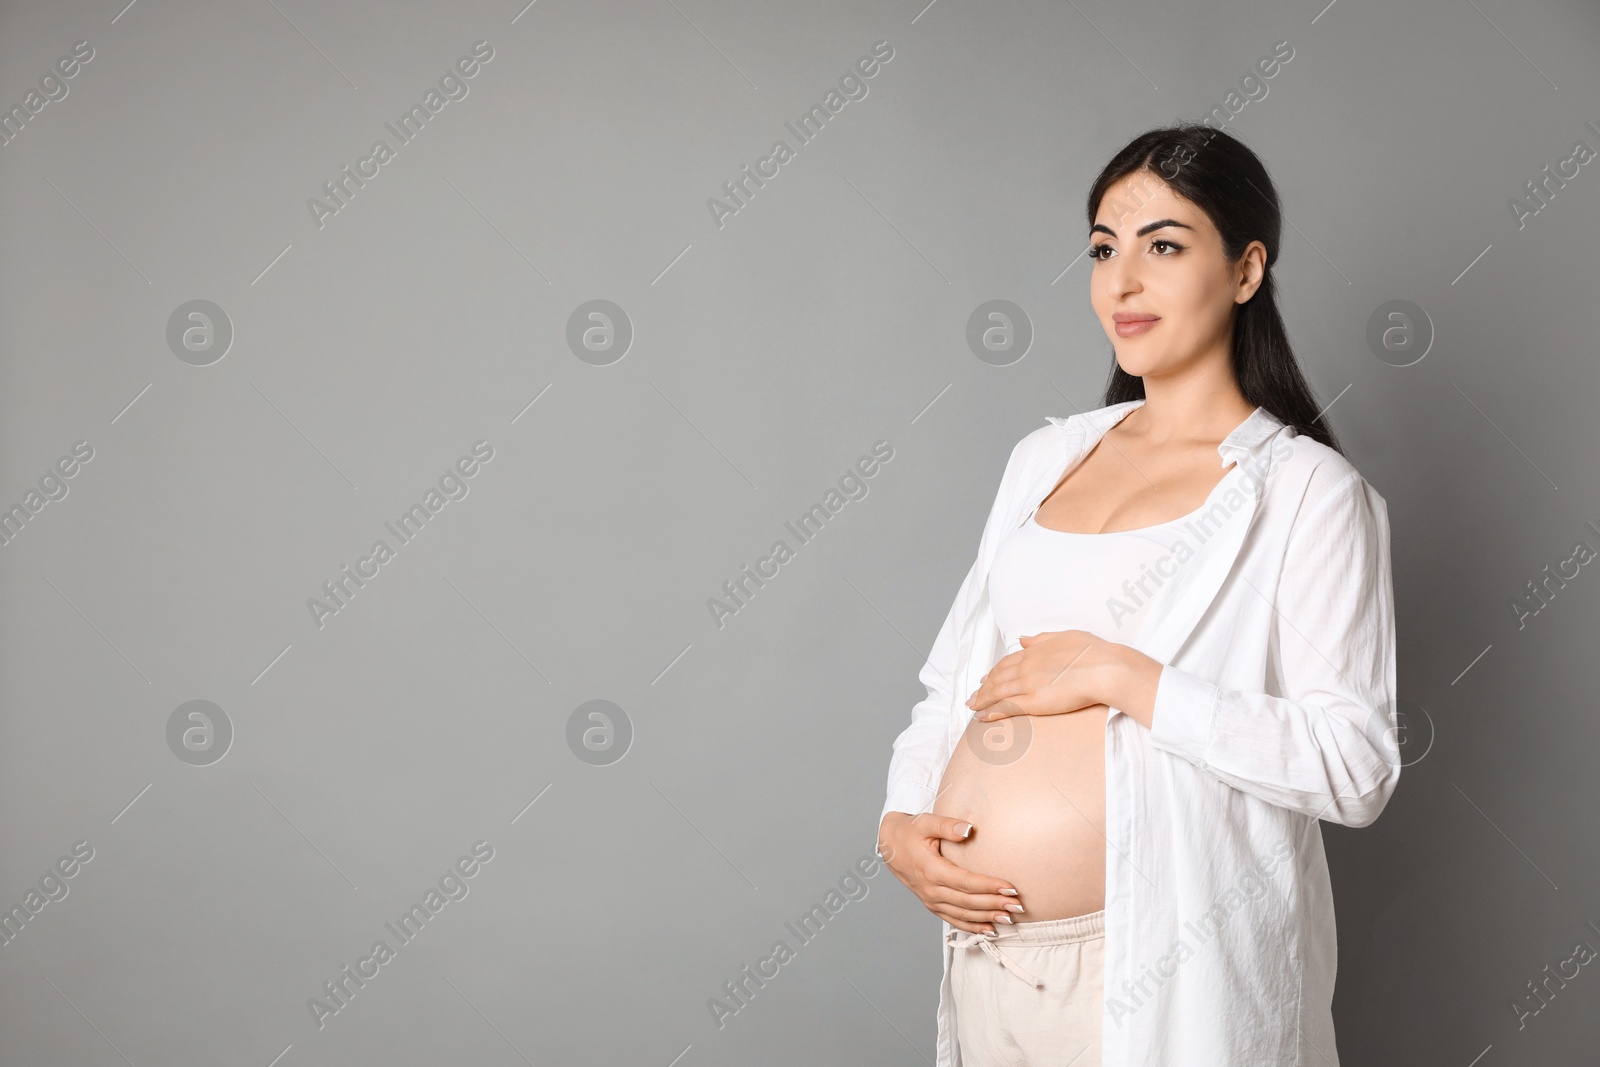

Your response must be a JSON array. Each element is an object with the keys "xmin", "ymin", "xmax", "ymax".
[{"xmin": 1090, "ymin": 219, "xmax": 1196, "ymax": 238}]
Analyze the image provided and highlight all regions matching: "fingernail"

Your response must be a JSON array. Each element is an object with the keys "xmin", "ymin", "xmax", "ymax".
[
  {"xmin": 955, "ymin": 822, "xmax": 972, "ymax": 839},
  {"xmin": 998, "ymin": 888, "xmax": 1018, "ymax": 896},
  {"xmin": 1006, "ymin": 904, "xmax": 1024, "ymax": 913},
  {"xmin": 996, "ymin": 914, "xmax": 1013, "ymax": 924}
]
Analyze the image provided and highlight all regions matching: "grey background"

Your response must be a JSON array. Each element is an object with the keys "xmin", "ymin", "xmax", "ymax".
[{"xmin": 1, "ymin": 0, "xmax": 1597, "ymax": 1064}]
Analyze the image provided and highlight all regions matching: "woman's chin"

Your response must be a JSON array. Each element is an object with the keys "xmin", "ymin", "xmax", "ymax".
[{"xmin": 1111, "ymin": 354, "xmax": 1161, "ymax": 377}]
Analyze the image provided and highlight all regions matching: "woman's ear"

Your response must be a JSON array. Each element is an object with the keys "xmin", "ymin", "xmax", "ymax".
[{"xmin": 1235, "ymin": 240, "xmax": 1269, "ymax": 304}]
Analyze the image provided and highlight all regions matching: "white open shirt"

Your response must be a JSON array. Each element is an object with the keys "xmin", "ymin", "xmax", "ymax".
[{"xmin": 880, "ymin": 399, "xmax": 1400, "ymax": 1067}]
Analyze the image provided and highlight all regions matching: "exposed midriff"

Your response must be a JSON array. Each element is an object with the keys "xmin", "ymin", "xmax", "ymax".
[{"xmin": 934, "ymin": 702, "xmax": 1110, "ymax": 920}]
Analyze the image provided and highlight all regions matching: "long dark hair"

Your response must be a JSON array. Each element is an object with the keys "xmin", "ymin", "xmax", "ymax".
[{"xmin": 1086, "ymin": 123, "xmax": 1342, "ymax": 454}]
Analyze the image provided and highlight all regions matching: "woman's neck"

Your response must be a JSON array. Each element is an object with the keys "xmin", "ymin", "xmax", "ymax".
[{"xmin": 1127, "ymin": 376, "xmax": 1256, "ymax": 448}]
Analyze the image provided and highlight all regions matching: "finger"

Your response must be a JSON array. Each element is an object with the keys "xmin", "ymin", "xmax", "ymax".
[
  {"xmin": 966, "ymin": 682, "xmax": 1005, "ymax": 711},
  {"xmin": 907, "ymin": 813, "xmax": 977, "ymax": 844},
  {"xmin": 930, "ymin": 887, "xmax": 1027, "ymax": 915},
  {"xmin": 976, "ymin": 696, "xmax": 1031, "ymax": 721},
  {"xmin": 935, "ymin": 912, "xmax": 996, "ymax": 936},
  {"xmin": 980, "ymin": 659, "xmax": 1021, "ymax": 688},
  {"xmin": 969, "ymin": 672, "xmax": 1025, "ymax": 711},
  {"xmin": 928, "ymin": 903, "xmax": 1002, "ymax": 934},
  {"xmin": 920, "ymin": 853, "xmax": 1020, "ymax": 898},
  {"xmin": 967, "ymin": 660, "xmax": 1018, "ymax": 705},
  {"xmin": 930, "ymin": 900, "xmax": 1014, "ymax": 927}
]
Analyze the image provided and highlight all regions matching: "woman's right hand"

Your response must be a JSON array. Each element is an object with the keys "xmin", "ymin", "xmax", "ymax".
[{"xmin": 877, "ymin": 811, "xmax": 1024, "ymax": 934}]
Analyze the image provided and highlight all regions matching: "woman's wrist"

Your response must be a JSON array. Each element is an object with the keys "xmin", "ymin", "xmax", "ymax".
[{"xmin": 1095, "ymin": 638, "xmax": 1164, "ymax": 730}]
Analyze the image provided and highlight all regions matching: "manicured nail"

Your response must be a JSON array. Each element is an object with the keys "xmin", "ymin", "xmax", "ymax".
[
  {"xmin": 955, "ymin": 822, "xmax": 972, "ymax": 838},
  {"xmin": 1006, "ymin": 904, "xmax": 1024, "ymax": 913},
  {"xmin": 998, "ymin": 888, "xmax": 1018, "ymax": 896},
  {"xmin": 996, "ymin": 914, "xmax": 1013, "ymax": 924}
]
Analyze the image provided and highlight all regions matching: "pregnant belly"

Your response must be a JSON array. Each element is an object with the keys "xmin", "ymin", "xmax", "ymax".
[{"xmin": 933, "ymin": 705, "xmax": 1109, "ymax": 921}]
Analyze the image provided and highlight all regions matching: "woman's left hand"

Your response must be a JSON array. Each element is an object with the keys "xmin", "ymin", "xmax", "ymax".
[{"xmin": 964, "ymin": 631, "xmax": 1144, "ymax": 722}]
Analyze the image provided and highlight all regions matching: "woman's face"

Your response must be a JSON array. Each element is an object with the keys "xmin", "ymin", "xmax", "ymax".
[{"xmin": 1088, "ymin": 171, "xmax": 1264, "ymax": 380}]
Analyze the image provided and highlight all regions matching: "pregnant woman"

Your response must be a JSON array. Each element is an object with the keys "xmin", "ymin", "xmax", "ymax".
[{"xmin": 878, "ymin": 124, "xmax": 1400, "ymax": 1067}]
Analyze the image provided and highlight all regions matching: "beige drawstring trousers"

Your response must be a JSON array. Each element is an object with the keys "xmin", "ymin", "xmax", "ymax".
[{"xmin": 946, "ymin": 908, "xmax": 1104, "ymax": 1067}]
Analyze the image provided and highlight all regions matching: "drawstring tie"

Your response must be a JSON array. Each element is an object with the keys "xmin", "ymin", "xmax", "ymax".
[{"xmin": 946, "ymin": 927, "xmax": 1044, "ymax": 988}]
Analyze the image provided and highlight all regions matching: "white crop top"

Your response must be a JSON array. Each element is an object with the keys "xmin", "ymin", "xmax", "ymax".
[{"xmin": 988, "ymin": 504, "xmax": 1206, "ymax": 656}]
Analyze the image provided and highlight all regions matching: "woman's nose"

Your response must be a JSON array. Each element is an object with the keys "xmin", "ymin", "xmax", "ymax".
[{"xmin": 1107, "ymin": 256, "xmax": 1143, "ymax": 296}]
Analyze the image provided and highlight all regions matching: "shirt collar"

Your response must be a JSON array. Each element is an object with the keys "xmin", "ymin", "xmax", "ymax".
[{"xmin": 1045, "ymin": 398, "xmax": 1286, "ymax": 468}]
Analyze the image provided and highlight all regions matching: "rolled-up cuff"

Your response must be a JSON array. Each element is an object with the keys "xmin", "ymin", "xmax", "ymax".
[
  {"xmin": 1147, "ymin": 663, "xmax": 1220, "ymax": 766},
  {"xmin": 880, "ymin": 780, "xmax": 937, "ymax": 828}
]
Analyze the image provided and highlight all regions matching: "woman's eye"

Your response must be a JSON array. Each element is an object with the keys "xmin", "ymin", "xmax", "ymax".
[{"xmin": 1089, "ymin": 239, "xmax": 1181, "ymax": 261}]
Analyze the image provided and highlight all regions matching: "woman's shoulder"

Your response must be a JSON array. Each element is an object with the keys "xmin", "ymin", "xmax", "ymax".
[
  {"xmin": 1272, "ymin": 429, "xmax": 1384, "ymax": 505},
  {"xmin": 1267, "ymin": 428, "xmax": 1390, "ymax": 539}
]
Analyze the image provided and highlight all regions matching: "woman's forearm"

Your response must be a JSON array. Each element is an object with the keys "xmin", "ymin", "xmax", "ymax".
[{"xmin": 1096, "ymin": 639, "xmax": 1164, "ymax": 730}]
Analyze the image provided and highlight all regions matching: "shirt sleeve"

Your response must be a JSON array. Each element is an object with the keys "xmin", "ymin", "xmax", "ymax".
[
  {"xmin": 1146, "ymin": 469, "xmax": 1401, "ymax": 828},
  {"xmin": 880, "ymin": 431, "xmax": 1040, "ymax": 829}
]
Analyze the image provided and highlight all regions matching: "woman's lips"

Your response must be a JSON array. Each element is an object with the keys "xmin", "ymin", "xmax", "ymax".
[{"xmin": 1114, "ymin": 316, "xmax": 1159, "ymax": 337}]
